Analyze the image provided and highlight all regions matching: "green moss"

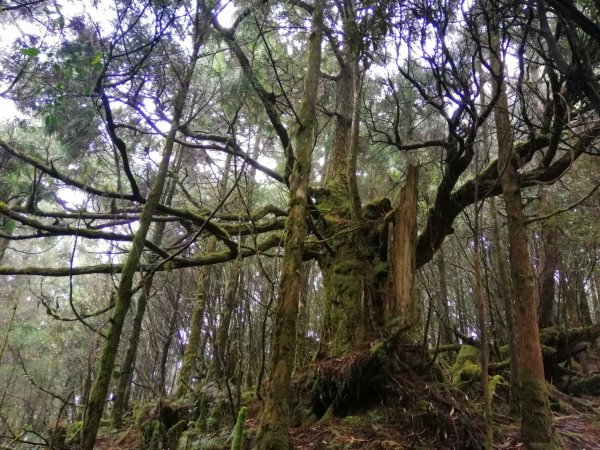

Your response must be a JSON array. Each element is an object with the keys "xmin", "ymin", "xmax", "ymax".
[
  {"xmin": 341, "ymin": 415, "xmax": 363, "ymax": 426},
  {"xmin": 230, "ymin": 407, "xmax": 247, "ymax": 450},
  {"xmin": 451, "ymin": 345, "xmax": 482, "ymax": 385},
  {"xmin": 66, "ymin": 421, "xmax": 83, "ymax": 443},
  {"xmin": 498, "ymin": 345, "xmax": 509, "ymax": 359},
  {"xmin": 520, "ymin": 373, "xmax": 564, "ymax": 449},
  {"xmin": 373, "ymin": 258, "xmax": 388, "ymax": 276},
  {"xmin": 370, "ymin": 341, "xmax": 386, "ymax": 356},
  {"xmin": 488, "ymin": 375, "xmax": 504, "ymax": 396},
  {"xmin": 165, "ymin": 420, "xmax": 187, "ymax": 450}
]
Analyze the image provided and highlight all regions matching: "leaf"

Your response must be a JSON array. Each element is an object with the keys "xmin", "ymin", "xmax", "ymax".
[
  {"xmin": 20, "ymin": 47, "xmax": 41, "ymax": 57},
  {"xmin": 44, "ymin": 113, "xmax": 58, "ymax": 132},
  {"xmin": 91, "ymin": 51, "xmax": 103, "ymax": 68}
]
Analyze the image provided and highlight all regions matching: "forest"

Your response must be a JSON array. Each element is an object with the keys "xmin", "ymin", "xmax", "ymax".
[{"xmin": 1, "ymin": 0, "xmax": 600, "ymax": 449}]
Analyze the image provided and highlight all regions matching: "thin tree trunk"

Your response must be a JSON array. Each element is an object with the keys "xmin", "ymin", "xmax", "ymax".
[
  {"xmin": 159, "ymin": 286, "xmax": 181, "ymax": 396},
  {"xmin": 80, "ymin": 7, "xmax": 205, "ymax": 446},
  {"xmin": 255, "ymin": 4, "xmax": 323, "ymax": 447},
  {"xmin": 111, "ymin": 148, "xmax": 184, "ymax": 427},
  {"xmin": 176, "ymin": 246, "xmax": 213, "ymax": 398},
  {"xmin": 176, "ymin": 152, "xmax": 233, "ymax": 397},
  {"xmin": 214, "ymin": 258, "xmax": 241, "ymax": 382},
  {"xmin": 472, "ymin": 200, "xmax": 492, "ymax": 449},
  {"xmin": 538, "ymin": 186, "xmax": 558, "ymax": 328},
  {"xmin": 435, "ymin": 251, "xmax": 453, "ymax": 344},
  {"xmin": 490, "ymin": 197, "xmax": 520, "ymax": 415}
]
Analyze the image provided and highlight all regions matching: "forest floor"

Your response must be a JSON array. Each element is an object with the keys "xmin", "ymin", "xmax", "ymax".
[
  {"xmin": 95, "ymin": 347, "xmax": 600, "ymax": 449},
  {"xmin": 96, "ymin": 384, "xmax": 600, "ymax": 450},
  {"xmin": 285, "ymin": 387, "xmax": 600, "ymax": 449}
]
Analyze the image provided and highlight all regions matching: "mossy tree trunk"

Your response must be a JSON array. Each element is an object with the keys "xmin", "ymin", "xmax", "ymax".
[
  {"xmin": 176, "ymin": 245, "xmax": 213, "ymax": 398},
  {"xmin": 80, "ymin": 7, "xmax": 206, "ymax": 448},
  {"xmin": 112, "ymin": 148, "xmax": 184, "ymax": 428},
  {"xmin": 214, "ymin": 257, "xmax": 241, "ymax": 383},
  {"xmin": 81, "ymin": 118, "xmax": 178, "ymax": 450},
  {"xmin": 318, "ymin": 5, "xmax": 377, "ymax": 357},
  {"xmin": 177, "ymin": 152, "xmax": 233, "ymax": 398},
  {"xmin": 490, "ymin": 23, "xmax": 563, "ymax": 449},
  {"xmin": 255, "ymin": 3, "xmax": 323, "ymax": 448}
]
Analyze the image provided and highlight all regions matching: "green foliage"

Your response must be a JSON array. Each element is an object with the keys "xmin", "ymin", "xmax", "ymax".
[{"xmin": 20, "ymin": 47, "xmax": 40, "ymax": 57}]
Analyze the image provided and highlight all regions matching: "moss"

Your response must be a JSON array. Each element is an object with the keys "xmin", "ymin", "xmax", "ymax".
[
  {"xmin": 255, "ymin": 429, "xmax": 294, "ymax": 450},
  {"xmin": 165, "ymin": 420, "xmax": 187, "ymax": 450},
  {"xmin": 520, "ymin": 373, "xmax": 564, "ymax": 449},
  {"xmin": 488, "ymin": 375, "xmax": 504, "ymax": 396},
  {"xmin": 370, "ymin": 341, "xmax": 386, "ymax": 356},
  {"xmin": 178, "ymin": 425, "xmax": 229, "ymax": 450},
  {"xmin": 451, "ymin": 345, "xmax": 482, "ymax": 385},
  {"xmin": 498, "ymin": 345, "xmax": 510, "ymax": 359},
  {"xmin": 240, "ymin": 390, "xmax": 257, "ymax": 406},
  {"xmin": 540, "ymin": 344, "xmax": 557, "ymax": 357},
  {"xmin": 230, "ymin": 407, "xmax": 247, "ymax": 450},
  {"xmin": 142, "ymin": 419, "xmax": 162, "ymax": 450},
  {"xmin": 66, "ymin": 421, "xmax": 83, "ymax": 443},
  {"xmin": 341, "ymin": 415, "xmax": 363, "ymax": 426}
]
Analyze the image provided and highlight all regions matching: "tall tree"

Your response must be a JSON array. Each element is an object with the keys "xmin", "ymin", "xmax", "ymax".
[
  {"xmin": 489, "ymin": 13, "xmax": 563, "ymax": 448},
  {"xmin": 255, "ymin": 2, "xmax": 323, "ymax": 447}
]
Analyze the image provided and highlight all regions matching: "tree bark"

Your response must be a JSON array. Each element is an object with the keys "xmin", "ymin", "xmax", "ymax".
[
  {"xmin": 255, "ymin": 3, "xmax": 323, "ymax": 448},
  {"xmin": 389, "ymin": 165, "xmax": 419, "ymax": 326},
  {"xmin": 435, "ymin": 251, "xmax": 453, "ymax": 344},
  {"xmin": 490, "ymin": 24, "xmax": 563, "ymax": 449}
]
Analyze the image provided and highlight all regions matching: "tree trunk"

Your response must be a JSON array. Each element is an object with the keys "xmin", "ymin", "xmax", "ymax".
[
  {"xmin": 80, "ymin": 128, "xmax": 176, "ymax": 450},
  {"xmin": 538, "ymin": 186, "xmax": 559, "ymax": 328},
  {"xmin": 177, "ymin": 151, "xmax": 234, "ymax": 398},
  {"xmin": 255, "ymin": 4, "xmax": 323, "ymax": 448},
  {"xmin": 490, "ymin": 197, "xmax": 520, "ymax": 415},
  {"xmin": 490, "ymin": 25, "xmax": 563, "ymax": 449},
  {"xmin": 111, "ymin": 148, "xmax": 184, "ymax": 427},
  {"xmin": 177, "ymin": 244, "xmax": 213, "ymax": 399},
  {"xmin": 214, "ymin": 258, "xmax": 241, "ymax": 383},
  {"xmin": 80, "ymin": 8, "xmax": 205, "ymax": 446},
  {"xmin": 388, "ymin": 165, "xmax": 419, "ymax": 327},
  {"xmin": 435, "ymin": 251, "xmax": 453, "ymax": 344}
]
